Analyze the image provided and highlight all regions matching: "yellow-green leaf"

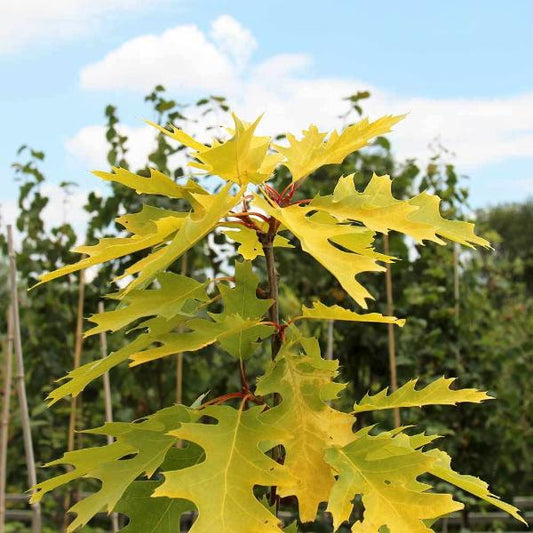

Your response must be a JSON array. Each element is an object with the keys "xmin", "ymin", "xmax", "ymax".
[
  {"xmin": 121, "ymin": 183, "xmax": 243, "ymax": 294},
  {"xmin": 31, "ymin": 406, "xmax": 195, "ymax": 532},
  {"xmin": 255, "ymin": 195, "xmax": 390, "ymax": 308},
  {"xmin": 296, "ymin": 301, "xmax": 405, "ymax": 327},
  {"xmin": 222, "ymin": 222, "xmax": 293, "ymax": 261},
  {"xmin": 426, "ymin": 449, "xmax": 526, "ymax": 525},
  {"xmin": 93, "ymin": 167, "xmax": 206, "ymax": 198},
  {"xmin": 47, "ymin": 314, "xmax": 189, "ymax": 405},
  {"xmin": 313, "ymin": 173, "xmax": 489, "ymax": 247},
  {"xmin": 274, "ymin": 115, "xmax": 404, "ymax": 182},
  {"xmin": 256, "ymin": 330, "xmax": 354, "ymax": 522},
  {"xmin": 149, "ymin": 114, "xmax": 283, "ymax": 185},
  {"xmin": 84, "ymin": 273, "xmax": 209, "ymax": 337},
  {"xmin": 35, "ymin": 215, "xmax": 184, "ymax": 287},
  {"xmin": 154, "ymin": 404, "xmax": 292, "ymax": 532},
  {"xmin": 353, "ymin": 377, "xmax": 492, "ymax": 414},
  {"xmin": 325, "ymin": 428, "xmax": 463, "ymax": 532}
]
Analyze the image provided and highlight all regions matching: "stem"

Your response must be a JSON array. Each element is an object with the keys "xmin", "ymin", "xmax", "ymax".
[
  {"xmin": 384, "ymin": 234, "xmax": 400, "ymax": 428},
  {"xmin": 260, "ymin": 226, "xmax": 282, "ymax": 359},
  {"xmin": 259, "ymin": 220, "xmax": 283, "ymax": 510}
]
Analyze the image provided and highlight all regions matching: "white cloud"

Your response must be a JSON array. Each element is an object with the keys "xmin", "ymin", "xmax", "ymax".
[
  {"xmin": 75, "ymin": 15, "xmax": 533, "ymax": 173},
  {"xmin": 210, "ymin": 14, "xmax": 256, "ymax": 72},
  {"xmin": 0, "ymin": 183, "xmax": 95, "ymax": 246},
  {"xmin": 66, "ymin": 124, "xmax": 157, "ymax": 171},
  {"xmin": 81, "ymin": 19, "xmax": 239, "ymax": 93},
  {"xmin": 0, "ymin": 0, "xmax": 171, "ymax": 54}
]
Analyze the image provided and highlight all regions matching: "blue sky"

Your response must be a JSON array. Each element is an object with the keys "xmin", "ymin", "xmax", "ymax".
[{"xmin": 1, "ymin": 0, "xmax": 532, "ymax": 230}]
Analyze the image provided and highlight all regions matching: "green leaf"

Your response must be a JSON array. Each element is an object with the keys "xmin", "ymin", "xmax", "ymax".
[
  {"xmin": 213, "ymin": 261, "xmax": 274, "ymax": 358},
  {"xmin": 31, "ymin": 406, "xmax": 195, "ymax": 532},
  {"xmin": 154, "ymin": 404, "xmax": 293, "ymax": 532},
  {"xmin": 426, "ymin": 449, "xmax": 526, "ymax": 525},
  {"xmin": 296, "ymin": 301, "xmax": 405, "ymax": 327},
  {"xmin": 353, "ymin": 377, "xmax": 492, "ymax": 414},
  {"xmin": 128, "ymin": 314, "xmax": 270, "ymax": 365},
  {"xmin": 256, "ymin": 330, "xmax": 354, "ymax": 522},
  {"xmin": 47, "ymin": 315, "xmax": 189, "ymax": 405},
  {"xmin": 85, "ymin": 273, "xmax": 209, "ymax": 337},
  {"xmin": 116, "ymin": 481, "xmax": 193, "ymax": 532}
]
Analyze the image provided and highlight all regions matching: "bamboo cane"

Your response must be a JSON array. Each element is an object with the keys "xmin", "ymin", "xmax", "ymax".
[
  {"xmin": 7, "ymin": 225, "xmax": 42, "ymax": 532},
  {"xmin": 176, "ymin": 252, "xmax": 188, "ymax": 405},
  {"xmin": 97, "ymin": 301, "xmax": 119, "ymax": 532},
  {"xmin": 63, "ymin": 269, "xmax": 85, "ymax": 529},
  {"xmin": 384, "ymin": 234, "xmax": 400, "ymax": 428},
  {"xmin": 0, "ymin": 307, "xmax": 14, "ymax": 533}
]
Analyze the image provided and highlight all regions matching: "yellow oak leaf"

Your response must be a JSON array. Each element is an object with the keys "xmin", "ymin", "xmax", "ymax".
[
  {"xmin": 256, "ymin": 331, "xmax": 354, "ymax": 522},
  {"xmin": 154, "ymin": 404, "xmax": 292, "ymax": 532},
  {"xmin": 119, "ymin": 183, "xmax": 243, "ymax": 294},
  {"xmin": 295, "ymin": 300, "xmax": 405, "ymax": 327},
  {"xmin": 34, "ymin": 215, "xmax": 184, "ymax": 287},
  {"xmin": 274, "ymin": 115, "xmax": 404, "ymax": 182},
  {"xmin": 313, "ymin": 173, "xmax": 489, "ymax": 247},
  {"xmin": 149, "ymin": 114, "xmax": 283, "ymax": 185},
  {"xmin": 254, "ymin": 195, "xmax": 391, "ymax": 308},
  {"xmin": 93, "ymin": 167, "xmax": 207, "ymax": 197},
  {"xmin": 426, "ymin": 449, "xmax": 526, "ymax": 525},
  {"xmin": 326, "ymin": 428, "xmax": 463, "ymax": 532}
]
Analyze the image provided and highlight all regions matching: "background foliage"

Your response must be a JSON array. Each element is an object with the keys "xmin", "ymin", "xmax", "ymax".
[{"xmin": 0, "ymin": 88, "xmax": 531, "ymax": 531}]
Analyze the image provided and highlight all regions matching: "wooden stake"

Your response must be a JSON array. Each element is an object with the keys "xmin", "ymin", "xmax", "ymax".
[
  {"xmin": 0, "ymin": 308, "xmax": 14, "ymax": 533},
  {"xmin": 97, "ymin": 302, "xmax": 119, "ymax": 532},
  {"xmin": 384, "ymin": 234, "xmax": 400, "ymax": 428},
  {"xmin": 176, "ymin": 253, "xmax": 188, "ymax": 405},
  {"xmin": 453, "ymin": 243, "xmax": 460, "ymax": 322},
  {"xmin": 63, "ymin": 269, "xmax": 85, "ymax": 528},
  {"xmin": 7, "ymin": 225, "xmax": 42, "ymax": 532}
]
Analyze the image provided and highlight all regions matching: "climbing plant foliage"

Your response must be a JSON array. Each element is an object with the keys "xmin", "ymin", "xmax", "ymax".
[{"xmin": 32, "ymin": 113, "xmax": 525, "ymax": 532}]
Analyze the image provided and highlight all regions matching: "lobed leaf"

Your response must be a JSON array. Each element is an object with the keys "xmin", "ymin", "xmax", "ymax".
[
  {"xmin": 93, "ymin": 167, "xmax": 206, "ymax": 198},
  {"xmin": 255, "ymin": 195, "xmax": 390, "ymax": 307},
  {"xmin": 313, "ymin": 173, "xmax": 489, "ymax": 247},
  {"xmin": 149, "ymin": 114, "xmax": 283, "ymax": 185},
  {"xmin": 84, "ymin": 273, "xmax": 209, "ymax": 337},
  {"xmin": 325, "ymin": 428, "xmax": 463, "ymax": 532},
  {"xmin": 274, "ymin": 115, "xmax": 404, "ymax": 182},
  {"xmin": 154, "ymin": 404, "xmax": 293, "ymax": 532},
  {"xmin": 256, "ymin": 330, "xmax": 354, "ymax": 522},
  {"xmin": 31, "ymin": 406, "xmax": 196, "ymax": 532},
  {"xmin": 353, "ymin": 377, "xmax": 492, "ymax": 413},
  {"xmin": 296, "ymin": 301, "xmax": 405, "ymax": 327}
]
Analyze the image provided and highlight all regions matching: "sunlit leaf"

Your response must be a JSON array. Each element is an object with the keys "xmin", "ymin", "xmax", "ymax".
[
  {"xmin": 256, "ymin": 330, "xmax": 354, "ymax": 522},
  {"xmin": 313, "ymin": 173, "xmax": 489, "ymax": 247},
  {"xmin": 149, "ymin": 114, "xmax": 283, "ymax": 185},
  {"xmin": 296, "ymin": 300, "xmax": 405, "ymax": 327},
  {"xmin": 154, "ymin": 404, "xmax": 293, "ymax": 532},
  {"xmin": 274, "ymin": 115, "xmax": 404, "ymax": 182}
]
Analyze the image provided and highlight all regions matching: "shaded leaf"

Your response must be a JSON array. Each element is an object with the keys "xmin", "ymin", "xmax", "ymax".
[{"xmin": 353, "ymin": 377, "xmax": 491, "ymax": 414}]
